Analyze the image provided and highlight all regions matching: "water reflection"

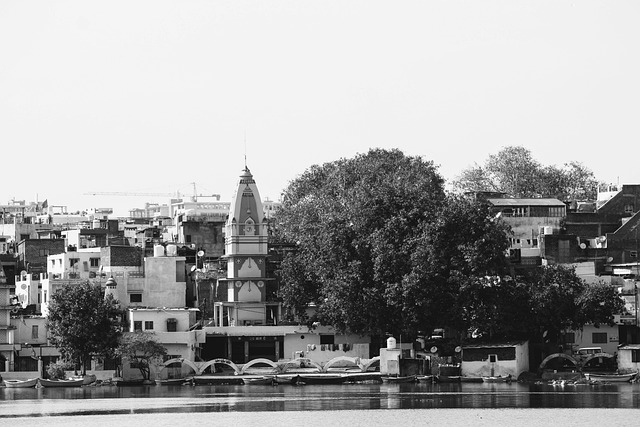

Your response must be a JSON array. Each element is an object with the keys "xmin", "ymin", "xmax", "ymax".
[{"xmin": 2, "ymin": 381, "xmax": 640, "ymax": 416}]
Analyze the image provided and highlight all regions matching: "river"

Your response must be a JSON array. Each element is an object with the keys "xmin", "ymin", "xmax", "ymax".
[{"xmin": 2, "ymin": 381, "xmax": 639, "ymax": 426}]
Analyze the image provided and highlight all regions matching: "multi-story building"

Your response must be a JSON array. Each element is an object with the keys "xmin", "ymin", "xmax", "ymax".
[{"xmin": 201, "ymin": 167, "xmax": 371, "ymax": 366}]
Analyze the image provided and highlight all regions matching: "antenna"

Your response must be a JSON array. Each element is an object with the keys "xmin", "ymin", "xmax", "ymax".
[{"xmin": 244, "ymin": 131, "xmax": 247, "ymax": 168}]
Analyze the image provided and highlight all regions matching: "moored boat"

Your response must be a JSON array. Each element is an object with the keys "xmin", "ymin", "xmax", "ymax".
[
  {"xmin": 482, "ymin": 375, "xmax": 512, "ymax": 383},
  {"xmin": 3, "ymin": 378, "xmax": 39, "ymax": 388},
  {"xmin": 39, "ymin": 378, "xmax": 84, "ymax": 388},
  {"xmin": 155, "ymin": 377, "xmax": 193, "ymax": 385},
  {"xmin": 296, "ymin": 374, "xmax": 348, "ymax": 385},
  {"xmin": 584, "ymin": 372, "xmax": 637, "ymax": 383},
  {"xmin": 243, "ymin": 376, "xmax": 275, "ymax": 385},
  {"xmin": 381, "ymin": 375, "xmax": 417, "ymax": 383},
  {"xmin": 70, "ymin": 374, "xmax": 97, "ymax": 385}
]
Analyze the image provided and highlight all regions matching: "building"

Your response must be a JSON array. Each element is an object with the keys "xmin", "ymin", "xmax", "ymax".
[{"xmin": 201, "ymin": 166, "xmax": 371, "ymax": 366}]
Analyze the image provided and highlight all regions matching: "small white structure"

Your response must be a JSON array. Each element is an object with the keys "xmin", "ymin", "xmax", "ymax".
[
  {"xmin": 461, "ymin": 341, "xmax": 529, "ymax": 378},
  {"xmin": 616, "ymin": 345, "xmax": 640, "ymax": 374}
]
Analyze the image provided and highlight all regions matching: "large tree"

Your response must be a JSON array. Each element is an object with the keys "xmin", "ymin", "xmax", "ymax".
[
  {"xmin": 275, "ymin": 149, "xmax": 511, "ymax": 337},
  {"xmin": 453, "ymin": 146, "xmax": 603, "ymax": 200},
  {"xmin": 46, "ymin": 281, "xmax": 124, "ymax": 375},
  {"xmin": 116, "ymin": 332, "xmax": 168, "ymax": 381}
]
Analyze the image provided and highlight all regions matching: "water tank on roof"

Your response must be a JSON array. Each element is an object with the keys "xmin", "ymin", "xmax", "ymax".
[
  {"xmin": 153, "ymin": 244, "xmax": 165, "ymax": 257},
  {"xmin": 166, "ymin": 244, "xmax": 177, "ymax": 257},
  {"xmin": 386, "ymin": 336, "xmax": 397, "ymax": 350}
]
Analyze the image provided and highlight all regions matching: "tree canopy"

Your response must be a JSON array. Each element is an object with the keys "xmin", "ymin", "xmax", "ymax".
[
  {"xmin": 275, "ymin": 148, "xmax": 625, "ymax": 345},
  {"xmin": 46, "ymin": 281, "xmax": 124, "ymax": 375},
  {"xmin": 452, "ymin": 146, "xmax": 604, "ymax": 200},
  {"xmin": 274, "ymin": 148, "xmax": 511, "ymax": 337},
  {"xmin": 116, "ymin": 332, "xmax": 168, "ymax": 381}
]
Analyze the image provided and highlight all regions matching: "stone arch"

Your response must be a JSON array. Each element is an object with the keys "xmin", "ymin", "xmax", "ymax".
[
  {"xmin": 156, "ymin": 358, "xmax": 199, "ymax": 379},
  {"xmin": 198, "ymin": 358, "xmax": 241, "ymax": 375},
  {"xmin": 278, "ymin": 357, "xmax": 323, "ymax": 373},
  {"xmin": 240, "ymin": 358, "xmax": 279, "ymax": 374},
  {"xmin": 322, "ymin": 356, "xmax": 364, "ymax": 373},
  {"xmin": 362, "ymin": 356, "xmax": 381, "ymax": 372},
  {"xmin": 581, "ymin": 352, "xmax": 615, "ymax": 368},
  {"xmin": 539, "ymin": 353, "xmax": 579, "ymax": 371}
]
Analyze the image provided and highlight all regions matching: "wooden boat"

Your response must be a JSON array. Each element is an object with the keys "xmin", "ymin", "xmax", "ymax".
[
  {"xmin": 273, "ymin": 375, "xmax": 297, "ymax": 385},
  {"xmin": 39, "ymin": 378, "xmax": 84, "ymax": 388},
  {"xmin": 482, "ymin": 375, "xmax": 512, "ymax": 383},
  {"xmin": 70, "ymin": 374, "xmax": 97, "ymax": 385},
  {"xmin": 296, "ymin": 374, "xmax": 348, "ymax": 385},
  {"xmin": 417, "ymin": 375, "xmax": 435, "ymax": 383},
  {"xmin": 155, "ymin": 377, "xmax": 193, "ymax": 385},
  {"xmin": 584, "ymin": 372, "xmax": 637, "ymax": 383},
  {"xmin": 3, "ymin": 378, "xmax": 39, "ymax": 388},
  {"xmin": 243, "ymin": 376, "xmax": 275, "ymax": 385},
  {"xmin": 381, "ymin": 375, "xmax": 417, "ymax": 383}
]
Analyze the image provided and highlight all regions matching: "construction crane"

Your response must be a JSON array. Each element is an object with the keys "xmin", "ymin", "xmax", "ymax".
[{"xmin": 84, "ymin": 183, "xmax": 220, "ymax": 201}]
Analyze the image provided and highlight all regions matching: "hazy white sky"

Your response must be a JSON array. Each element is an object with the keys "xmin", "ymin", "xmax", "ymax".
[{"xmin": 2, "ymin": 1, "xmax": 639, "ymax": 215}]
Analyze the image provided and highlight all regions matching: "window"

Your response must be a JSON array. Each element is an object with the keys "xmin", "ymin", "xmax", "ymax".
[
  {"xmin": 320, "ymin": 335, "xmax": 335, "ymax": 345},
  {"xmin": 130, "ymin": 293, "xmax": 142, "ymax": 303},
  {"xmin": 625, "ymin": 204, "xmax": 634, "ymax": 214},
  {"xmin": 144, "ymin": 321, "xmax": 154, "ymax": 330},
  {"xmin": 134, "ymin": 321, "xmax": 142, "ymax": 332},
  {"xmin": 31, "ymin": 325, "xmax": 38, "ymax": 339},
  {"xmin": 489, "ymin": 354, "xmax": 498, "ymax": 363},
  {"xmin": 167, "ymin": 318, "xmax": 177, "ymax": 332},
  {"xmin": 69, "ymin": 258, "xmax": 79, "ymax": 267},
  {"xmin": 185, "ymin": 235, "xmax": 192, "ymax": 243},
  {"xmin": 563, "ymin": 332, "xmax": 575, "ymax": 344},
  {"xmin": 632, "ymin": 350, "xmax": 640, "ymax": 363},
  {"xmin": 90, "ymin": 258, "xmax": 100, "ymax": 267},
  {"xmin": 592, "ymin": 332, "xmax": 607, "ymax": 344},
  {"xmin": 39, "ymin": 249, "xmax": 48, "ymax": 257}
]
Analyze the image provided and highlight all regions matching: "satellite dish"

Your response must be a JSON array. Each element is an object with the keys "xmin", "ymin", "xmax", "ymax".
[
  {"xmin": 607, "ymin": 257, "xmax": 614, "ymax": 262},
  {"xmin": 455, "ymin": 346, "xmax": 462, "ymax": 353},
  {"xmin": 190, "ymin": 266, "xmax": 197, "ymax": 272},
  {"xmin": 579, "ymin": 243, "xmax": 586, "ymax": 250},
  {"xmin": 430, "ymin": 346, "xmax": 438, "ymax": 353},
  {"xmin": 197, "ymin": 250, "xmax": 205, "ymax": 257}
]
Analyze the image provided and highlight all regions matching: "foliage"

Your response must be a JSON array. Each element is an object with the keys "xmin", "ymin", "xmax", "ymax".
[
  {"xmin": 47, "ymin": 359, "xmax": 74, "ymax": 380},
  {"xmin": 465, "ymin": 265, "xmax": 626, "ymax": 343},
  {"xmin": 275, "ymin": 148, "xmax": 512, "ymax": 337},
  {"xmin": 46, "ymin": 281, "xmax": 125, "ymax": 375},
  {"xmin": 116, "ymin": 332, "xmax": 168, "ymax": 380},
  {"xmin": 452, "ymin": 146, "xmax": 604, "ymax": 200}
]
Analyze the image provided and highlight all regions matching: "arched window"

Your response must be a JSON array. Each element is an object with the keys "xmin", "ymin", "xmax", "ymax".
[{"xmin": 244, "ymin": 218, "xmax": 255, "ymax": 235}]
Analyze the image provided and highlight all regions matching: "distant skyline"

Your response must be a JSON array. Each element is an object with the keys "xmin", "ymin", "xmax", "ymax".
[{"xmin": 2, "ymin": 1, "xmax": 639, "ymax": 216}]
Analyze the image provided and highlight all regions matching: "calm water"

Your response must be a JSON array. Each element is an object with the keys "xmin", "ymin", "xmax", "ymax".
[{"xmin": 2, "ymin": 382, "xmax": 640, "ymax": 425}]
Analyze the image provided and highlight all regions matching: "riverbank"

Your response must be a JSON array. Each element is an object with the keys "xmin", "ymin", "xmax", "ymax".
[{"xmin": 3, "ymin": 408, "xmax": 638, "ymax": 427}]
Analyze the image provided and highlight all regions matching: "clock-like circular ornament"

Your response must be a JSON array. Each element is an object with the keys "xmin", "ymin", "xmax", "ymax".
[{"xmin": 235, "ymin": 280, "xmax": 242, "ymax": 288}]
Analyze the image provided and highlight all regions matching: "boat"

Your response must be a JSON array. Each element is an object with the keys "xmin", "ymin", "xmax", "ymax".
[
  {"xmin": 39, "ymin": 378, "xmax": 84, "ymax": 388},
  {"xmin": 243, "ymin": 376, "xmax": 275, "ymax": 385},
  {"xmin": 381, "ymin": 375, "xmax": 417, "ymax": 383},
  {"xmin": 296, "ymin": 374, "xmax": 348, "ymax": 385},
  {"xmin": 273, "ymin": 375, "xmax": 297, "ymax": 385},
  {"xmin": 417, "ymin": 375, "xmax": 435, "ymax": 383},
  {"xmin": 482, "ymin": 375, "xmax": 512, "ymax": 383},
  {"xmin": 3, "ymin": 378, "xmax": 39, "ymax": 388},
  {"xmin": 70, "ymin": 374, "xmax": 97, "ymax": 385},
  {"xmin": 155, "ymin": 377, "xmax": 193, "ymax": 385},
  {"xmin": 584, "ymin": 372, "xmax": 637, "ymax": 383}
]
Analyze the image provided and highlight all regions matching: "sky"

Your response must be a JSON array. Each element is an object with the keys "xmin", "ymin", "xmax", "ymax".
[{"xmin": 1, "ymin": 1, "xmax": 639, "ymax": 216}]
